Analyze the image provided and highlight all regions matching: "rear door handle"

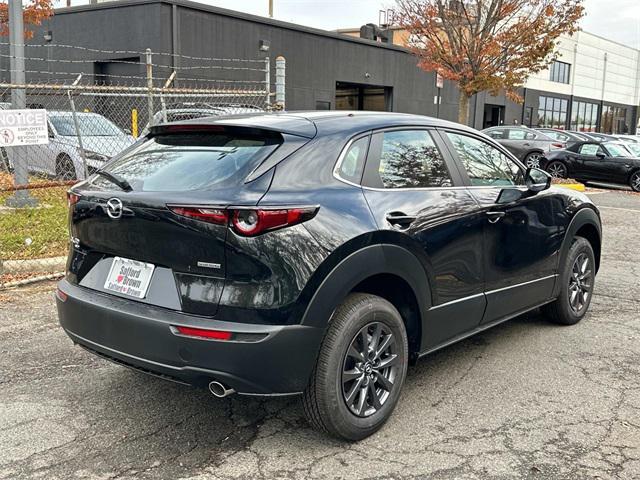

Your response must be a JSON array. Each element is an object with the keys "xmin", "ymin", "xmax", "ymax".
[
  {"xmin": 386, "ymin": 212, "xmax": 416, "ymax": 229},
  {"xmin": 486, "ymin": 211, "xmax": 506, "ymax": 224}
]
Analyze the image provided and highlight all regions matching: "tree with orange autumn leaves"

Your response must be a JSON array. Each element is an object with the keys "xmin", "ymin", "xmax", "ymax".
[
  {"xmin": 394, "ymin": 0, "xmax": 585, "ymax": 124},
  {"xmin": 0, "ymin": 0, "xmax": 54, "ymax": 39}
]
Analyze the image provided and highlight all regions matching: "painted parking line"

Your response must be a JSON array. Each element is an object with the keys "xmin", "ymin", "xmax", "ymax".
[{"xmin": 597, "ymin": 206, "xmax": 640, "ymax": 213}]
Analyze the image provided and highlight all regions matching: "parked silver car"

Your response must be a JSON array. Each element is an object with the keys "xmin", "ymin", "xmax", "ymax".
[
  {"xmin": 25, "ymin": 111, "xmax": 134, "ymax": 179},
  {"xmin": 482, "ymin": 126, "xmax": 564, "ymax": 168}
]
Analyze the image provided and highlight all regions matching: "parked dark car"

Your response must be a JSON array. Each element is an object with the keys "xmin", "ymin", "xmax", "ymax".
[
  {"xmin": 482, "ymin": 126, "xmax": 564, "ymax": 169},
  {"xmin": 57, "ymin": 112, "xmax": 602, "ymax": 441},
  {"xmin": 576, "ymin": 132, "xmax": 618, "ymax": 143},
  {"xmin": 536, "ymin": 128, "xmax": 590, "ymax": 148},
  {"xmin": 545, "ymin": 141, "xmax": 640, "ymax": 191}
]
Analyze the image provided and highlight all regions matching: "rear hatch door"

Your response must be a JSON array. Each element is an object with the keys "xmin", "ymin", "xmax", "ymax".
[{"xmin": 68, "ymin": 125, "xmax": 285, "ymax": 316}]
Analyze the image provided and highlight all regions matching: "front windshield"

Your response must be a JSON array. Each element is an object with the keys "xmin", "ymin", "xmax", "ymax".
[
  {"xmin": 604, "ymin": 142, "xmax": 633, "ymax": 158},
  {"xmin": 50, "ymin": 114, "xmax": 124, "ymax": 137},
  {"xmin": 625, "ymin": 143, "xmax": 640, "ymax": 156}
]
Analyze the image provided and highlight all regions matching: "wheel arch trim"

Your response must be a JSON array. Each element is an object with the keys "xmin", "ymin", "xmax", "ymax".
[
  {"xmin": 553, "ymin": 206, "xmax": 602, "ymax": 297},
  {"xmin": 300, "ymin": 244, "xmax": 432, "ymax": 335}
]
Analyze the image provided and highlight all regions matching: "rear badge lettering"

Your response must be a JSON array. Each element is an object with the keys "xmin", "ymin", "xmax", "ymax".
[{"xmin": 197, "ymin": 262, "xmax": 221, "ymax": 269}]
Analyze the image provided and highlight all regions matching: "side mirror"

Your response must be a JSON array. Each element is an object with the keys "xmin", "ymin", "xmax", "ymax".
[
  {"xmin": 525, "ymin": 167, "xmax": 552, "ymax": 193},
  {"xmin": 596, "ymin": 152, "xmax": 606, "ymax": 159}
]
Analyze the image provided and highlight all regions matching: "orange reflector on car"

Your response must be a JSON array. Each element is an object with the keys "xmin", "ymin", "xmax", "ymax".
[
  {"xmin": 174, "ymin": 326, "xmax": 232, "ymax": 341},
  {"xmin": 55, "ymin": 288, "xmax": 68, "ymax": 302}
]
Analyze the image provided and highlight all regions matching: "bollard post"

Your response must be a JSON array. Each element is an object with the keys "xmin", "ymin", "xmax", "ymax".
[
  {"xmin": 131, "ymin": 109, "xmax": 139, "ymax": 138},
  {"xmin": 146, "ymin": 49, "xmax": 154, "ymax": 127},
  {"xmin": 275, "ymin": 56, "xmax": 286, "ymax": 110}
]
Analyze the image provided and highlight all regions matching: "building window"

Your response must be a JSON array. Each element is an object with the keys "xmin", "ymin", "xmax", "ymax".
[
  {"xmin": 601, "ymin": 105, "xmax": 628, "ymax": 134},
  {"xmin": 523, "ymin": 107, "xmax": 533, "ymax": 127},
  {"xmin": 316, "ymin": 101, "xmax": 331, "ymax": 110},
  {"xmin": 571, "ymin": 101, "xmax": 599, "ymax": 132},
  {"xmin": 549, "ymin": 61, "xmax": 571, "ymax": 84},
  {"xmin": 537, "ymin": 96, "xmax": 568, "ymax": 129}
]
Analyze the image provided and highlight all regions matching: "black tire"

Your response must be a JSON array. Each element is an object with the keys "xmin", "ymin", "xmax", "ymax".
[
  {"xmin": 302, "ymin": 293, "xmax": 408, "ymax": 441},
  {"xmin": 630, "ymin": 170, "xmax": 640, "ymax": 192},
  {"xmin": 56, "ymin": 154, "xmax": 76, "ymax": 181},
  {"xmin": 542, "ymin": 236, "xmax": 595, "ymax": 325},
  {"xmin": 547, "ymin": 160, "xmax": 567, "ymax": 179},
  {"xmin": 524, "ymin": 152, "xmax": 543, "ymax": 169}
]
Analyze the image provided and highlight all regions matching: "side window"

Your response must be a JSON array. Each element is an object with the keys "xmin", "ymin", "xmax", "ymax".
[
  {"xmin": 579, "ymin": 144, "xmax": 600, "ymax": 156},
  {"xmin": 507, "ymin": 129, "xmax": 529, "ymax": 140},
  {"xmin": 487, "ymin": 129, "xmax": 505, "ymax": 140},
  {"xmin": 445, "ymin": 132, "xmax": 524, "ymax": 187},
  {"xmin": 364, "ymin": 130, "xmax": 452, "ymax": 189},
  {"xmin": 337, "ymin": 136, "xmax": 369, "ymax": 184},
  {"xmin": 524, "ymin": 131, "xmax": 537, "ymax": 140}
]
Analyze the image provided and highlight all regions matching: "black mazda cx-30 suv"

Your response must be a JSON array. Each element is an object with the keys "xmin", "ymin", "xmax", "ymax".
[{"xmin": 57, "ymin": 111, "xmax": 602, "ymax": 440}]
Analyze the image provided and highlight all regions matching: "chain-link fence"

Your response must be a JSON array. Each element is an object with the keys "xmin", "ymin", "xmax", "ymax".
[{"xmin": 0, "ymin": 47, "xmax": 284, "ymax": 288}]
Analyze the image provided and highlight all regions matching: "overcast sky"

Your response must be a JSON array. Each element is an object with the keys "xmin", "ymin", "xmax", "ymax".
[{"xmin": 57, "ymin": 0, "xmax": 640, "ymax": 49}]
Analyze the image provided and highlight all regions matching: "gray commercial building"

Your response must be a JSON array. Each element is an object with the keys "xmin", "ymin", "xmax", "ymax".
[{"xmin": 1, "ymin": 0, "xmax": 637, "ymax": 133}]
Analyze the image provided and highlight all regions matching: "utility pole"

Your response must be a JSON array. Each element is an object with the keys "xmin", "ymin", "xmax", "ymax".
[
  {"xmin": 268, "ymin": 0, "xmax": 273, "ymax": 18},
  {"xmin": 6, "ymin": 0, "xmax": 37, "ymax": 208}
]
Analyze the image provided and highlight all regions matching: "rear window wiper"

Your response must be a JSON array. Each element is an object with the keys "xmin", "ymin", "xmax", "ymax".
[{"xmin": 94, "ymin": 170, "xmax": 133, "ymax": 192}]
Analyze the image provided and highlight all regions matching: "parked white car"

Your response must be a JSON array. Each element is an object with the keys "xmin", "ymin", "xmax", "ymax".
[
  {"xmin": 12, "ymin": 111, "xmax": 135, "ymax": 180},
  {"xmin": 142, "ymin": 105, "xmax": 266, "ymax": 136},
  {"xmin": 617, "ymin": 134, "xmax": 640, "ymax": 144}
]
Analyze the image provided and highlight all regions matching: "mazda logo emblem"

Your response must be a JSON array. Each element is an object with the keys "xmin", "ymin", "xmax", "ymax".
[{"xmin": 106, "ymin": 198, "xmax": 123, "ymax": 219}]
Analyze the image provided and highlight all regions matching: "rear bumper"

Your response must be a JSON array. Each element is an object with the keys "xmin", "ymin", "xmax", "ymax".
[{"xmin": 56, "ymin": 279, "xmax": 324, "ymax": 395}]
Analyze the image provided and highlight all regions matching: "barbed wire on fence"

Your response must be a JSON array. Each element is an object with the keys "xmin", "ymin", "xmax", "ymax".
[
  {"xmin": 0, "ymin": 41, "xmax": 267, "ymax": 64},
  {"xmin": 0, "ymin": 53, "xmax": 268, "ymax": 73},
  {"xmin": 2, "ymin": 69, "xmax": 269, "ymax": 85}
]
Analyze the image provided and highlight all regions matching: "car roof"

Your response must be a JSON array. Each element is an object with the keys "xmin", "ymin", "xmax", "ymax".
[
  {"xmin": 172, "ymin": 110, "xmax": 473, "ymax": 139},
  {"xmin": 483, "ymin": 125, "xmax": 533, "ymax": 131},
  {"xmin": 48, "ymin": 111, "xmax": 106, "ymax": 118}
]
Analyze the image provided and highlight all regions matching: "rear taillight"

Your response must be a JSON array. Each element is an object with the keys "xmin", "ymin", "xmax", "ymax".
[
  {"xmin": 168, "ymin": 205, "xmax": 318, "ymax": 236},
  {"xmin": 231, "ymin": 208, "xmax": 316, "ymax": 237},
  {"xmin": 551, "ymin": 142, "xmax": 566, "ymax": 149},
  {"xmin": 67, "ymin": 191, "xmax": 80, "ymax": 207},
  {"xmin": 168, "ymin": 206, "xmax": 228, "ymax": 225}
]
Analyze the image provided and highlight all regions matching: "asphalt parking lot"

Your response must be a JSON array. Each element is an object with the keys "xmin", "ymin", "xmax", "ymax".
[{"xmin": 1, "ymin": 189, "xmax": 639, "ymax": 480}]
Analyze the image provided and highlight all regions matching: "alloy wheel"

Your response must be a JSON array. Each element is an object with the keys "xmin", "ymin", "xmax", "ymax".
[
  {"xmin": 526, "ymin": 153, "xmax": 541, "ymax": 168},
  {"xmin": 548, "ymin": 162, "xmax": 567, "ymax": 178},
  {"xmin": 341, "ymin": 322, "xmax": 400, "ymax": 417},
  {"xmin": 631, "ymin": 172, "xmax": 640, "ymax": 192},
  {"xmin": 568, "ymin": 253, "xmax": 593, "ymax": 314}
]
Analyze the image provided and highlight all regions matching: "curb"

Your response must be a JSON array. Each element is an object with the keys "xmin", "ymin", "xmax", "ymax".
[{"xmin": 555, "ymin": 183, "xmax": 586, "ymax": 192}]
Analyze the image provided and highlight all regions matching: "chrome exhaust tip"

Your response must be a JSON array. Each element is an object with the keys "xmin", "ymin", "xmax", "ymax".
[{"xmin": 208, "ymin": 381, "xmax": 235, "ymax": 398}]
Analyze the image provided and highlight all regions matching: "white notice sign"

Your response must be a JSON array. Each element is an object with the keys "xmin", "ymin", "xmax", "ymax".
[{"xmin": 0, "ymin": 109, "xmax": 49, "ymax": 146}]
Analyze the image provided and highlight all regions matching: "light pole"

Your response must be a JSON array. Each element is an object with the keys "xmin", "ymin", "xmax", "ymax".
[{"xmin": 6, "ymin": 0, "xmax": 37, "ymax": 208}]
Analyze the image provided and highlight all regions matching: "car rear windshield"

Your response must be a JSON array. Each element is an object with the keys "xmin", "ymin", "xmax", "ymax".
[{"xmin": 90, "ymin": 130, "xmax": 281, "ymax": 192}]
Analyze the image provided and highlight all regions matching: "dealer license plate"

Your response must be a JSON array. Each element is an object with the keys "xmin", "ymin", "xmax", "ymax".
[{"xmin": 104, "ymin": 257, "xmax": 155, "ymax": 299}]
